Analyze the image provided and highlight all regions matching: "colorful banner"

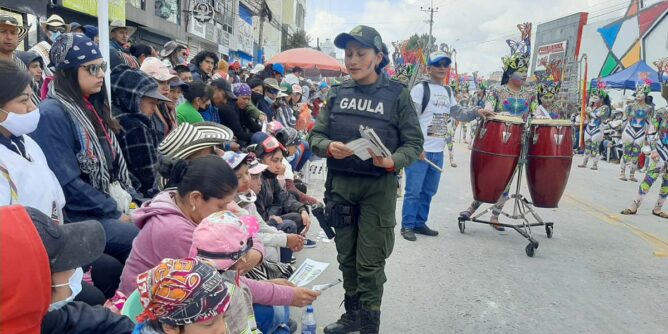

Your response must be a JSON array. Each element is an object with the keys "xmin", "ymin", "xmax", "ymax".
[
  {"xmin": 535, "ymin": 41, "xmax": 567, "ymax": 72},
  {"xmin": 62, "ymin": 0, "xmax": 126, "ymax": 22}
]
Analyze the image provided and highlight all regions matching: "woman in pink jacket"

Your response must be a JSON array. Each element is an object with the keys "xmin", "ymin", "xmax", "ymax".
[{"xmin": 118, "ymin": 155, "xmax": 264, "ymax": 295}]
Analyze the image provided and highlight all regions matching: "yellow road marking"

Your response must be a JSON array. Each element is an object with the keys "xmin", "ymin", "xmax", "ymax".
[{"xmin": 563, "ymin": 193, "xmax": 668, "ymax": 257}]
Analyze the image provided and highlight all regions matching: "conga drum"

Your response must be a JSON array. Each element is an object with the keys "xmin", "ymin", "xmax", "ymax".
[
  {"xmin": 526, "ymin": 119, "xmax": 573, "ymax": 208},
  {"xmin": 470, "ymin": 115, "xmax": 524, "ymax": 203}
]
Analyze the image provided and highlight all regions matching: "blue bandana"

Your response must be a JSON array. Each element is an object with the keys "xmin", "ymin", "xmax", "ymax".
[{"xmin": 50, "ymin": 33, "xmax": 102, "ymax": 70}]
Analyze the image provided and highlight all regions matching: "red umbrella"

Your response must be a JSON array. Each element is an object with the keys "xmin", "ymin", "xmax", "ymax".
[{"xmin": 268, "ymin": 48, "xmax": 347, "ymax": 76}]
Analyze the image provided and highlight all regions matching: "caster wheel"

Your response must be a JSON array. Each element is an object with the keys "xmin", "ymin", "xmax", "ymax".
[
  {"xmin": 525, "ymin": 243, "xmax": 536, "ymax": 257},
  {"xmin": 458, "ymin": 221, "xmax": 465, "ymax": 233},
  {"xmin": 546, "ymin": 225, "xmax": 553, "ymax": 239}
]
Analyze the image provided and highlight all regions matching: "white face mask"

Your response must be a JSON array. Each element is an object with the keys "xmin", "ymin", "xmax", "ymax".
[
  {"xmin": 49, "ymin": 267, "xmax": 84, "ymax": 311},
  {"xmin": 0, "ymin": 108, "xmax": 41, "ymax": 136}
]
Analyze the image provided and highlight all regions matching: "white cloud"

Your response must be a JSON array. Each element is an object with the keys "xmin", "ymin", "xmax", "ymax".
[{"xmin": 304, "ymin": 0, "xmax": 639, "ymax": 77}]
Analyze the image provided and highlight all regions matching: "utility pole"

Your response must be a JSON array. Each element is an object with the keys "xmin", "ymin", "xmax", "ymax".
[{"xmin": 420, "ymin": 1, "xmax": 438, "ymax": 53}]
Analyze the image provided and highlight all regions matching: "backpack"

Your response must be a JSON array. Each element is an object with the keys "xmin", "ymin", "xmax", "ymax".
[{"xmin": 420, "ymin": 81, "xmax": 451, "ymax": 114}]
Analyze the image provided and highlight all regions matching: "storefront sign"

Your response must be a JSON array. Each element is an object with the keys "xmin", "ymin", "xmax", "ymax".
[{"xmin": 62, "ymin": 0, "xmax": 125, "ymax": 22}]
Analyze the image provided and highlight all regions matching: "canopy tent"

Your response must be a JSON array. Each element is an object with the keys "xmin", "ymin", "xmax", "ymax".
[
  {"xmin": 267, "ymin": 48, "xmax": 347, "ymax": 77},
  {"xmin": 591, "ymin": 60, "xmax": 666, "ymax": 91}
]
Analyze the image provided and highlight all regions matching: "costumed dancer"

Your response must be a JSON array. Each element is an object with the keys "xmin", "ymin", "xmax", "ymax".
[
  {"xmin": 459, "ymin": 22, "xmax": 541, "ymax": 230},
  {"xmin": 619, "ymin": 81, "xmax": 654, "ymax": 181},
  {"xmin": 621, "ymin": 97, "xmax": 668, "ymax": 218},
  {"xmin": 308, "ymin": 25, "xmax": 423, "ymax": 334},
  {"xmin": 578, "ymin": 84, "xmax": 611, "ymax": 170}
]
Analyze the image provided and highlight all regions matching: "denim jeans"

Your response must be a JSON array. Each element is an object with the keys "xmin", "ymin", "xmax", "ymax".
[
  {"xmin": 98, "ymin": 218, "xmax": 139, "ymax": 264},
  {"xmin": 401, "ymin": 151, "xmax": 444, "ymax": 229},
  {"xmin": 253, "ymin": 304, "xmax": 291, "ymax": 334}
]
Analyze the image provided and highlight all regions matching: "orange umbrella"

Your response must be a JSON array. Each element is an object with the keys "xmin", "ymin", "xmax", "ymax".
[{"xmin": 268, "ymin": 48, "xmax": 347, "ymax": 76}]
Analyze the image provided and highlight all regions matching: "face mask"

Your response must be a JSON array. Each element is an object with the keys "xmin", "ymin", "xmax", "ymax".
[
  {"xmin": 49, "ymin": 31, "xmax": 61, "ymax": 43},
  {"xmin": 49, "ymin": 267, "xmax": 84, "ymax": 311},
  {"xmin": 264, "ymin": 96, "xmax": 276, "ymax": 104},
  {"xmin": 177, "ymin": 56, "xmax": 185, "ymax": 64},
  {"xmin": 251, "ymin": 92, "xmax": 263, "ymax": 105},
  {"xmin": 0, "ymin": 108, "xmax": 40, "ymax": 136}
]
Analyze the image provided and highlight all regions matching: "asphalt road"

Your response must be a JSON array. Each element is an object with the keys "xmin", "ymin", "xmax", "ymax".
[{"xmin": 292, "ymin": 142, "xmax": 668, "ymax": 334}]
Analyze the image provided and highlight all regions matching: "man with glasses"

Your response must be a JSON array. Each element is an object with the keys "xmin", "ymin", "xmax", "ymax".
[
  {"xmin": 257, "ymin": 78, "xmax": 286, "ymax": 122},
  {"xmin": 400, "ymin": 51, "xmax": 493, "ymax": 242},
  {"xmin": 31, "ymin": 15, "xmax": 70, "ymax": 78}
]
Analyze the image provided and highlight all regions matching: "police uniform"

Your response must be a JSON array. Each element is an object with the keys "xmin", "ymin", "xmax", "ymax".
[{"xmin": 308, "ymin": 26, "xmax": 423, "ymax": 334}]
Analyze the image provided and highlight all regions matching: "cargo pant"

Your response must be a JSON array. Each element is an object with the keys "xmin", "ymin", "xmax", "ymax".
[{"xmin": 326, "ymin": 172, "xmax": 397, "ymax": 311}]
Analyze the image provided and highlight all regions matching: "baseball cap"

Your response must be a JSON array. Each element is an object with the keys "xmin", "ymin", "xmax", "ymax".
[
  {"xmin": 169, "ymin": 77, "xmax": 188, "ymax": 89},
  {"xmin": 250, "ymin": 64, "xmax": 265, "ymax": 74},
  {"xmin": 428, "ymin": 51, "xmax": 452, "ymax": 67},
  {"xmin": 275, "ymin": 127, "xmax": 301, "ymax": 147},
  {"xmin": 273, "ymin": 63, "xmax": 285, "ymax": 75},
  {"xmin": 140, "ymin": 57, "xmax": 177, "ymax": 82},
  {"xmin": 247, "ymin": 153, "xmax": 268, "ymax": 174},
  {"xmin": 26, "ymin": 207, "xmax": 105, "ymax": 273},
  {"xmin": 143, "ymin": 87, "xmax": 171, "ymax": 102},
  {"xmin": 189, "ymin": 211, "xmax": 259, "ymax": 271},
  {"xmin": 211, "ymin": 78, "xmax": 238, "ymax": 99},
  {"xmin": 222, "ymin": 151, "xmax": 248, "ymax": 170},
  {"xmin": 334, "ymin": 25, "xmax": 384, "ymax": 52},
  {"xmin": 252, "ymin": 133, "xmax": 287, "ymax": 157}
]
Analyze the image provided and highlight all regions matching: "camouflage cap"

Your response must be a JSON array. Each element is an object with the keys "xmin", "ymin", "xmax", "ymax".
[{"xmin": 334, "ymin": 25, "xmax": 384, "ymax": 52}]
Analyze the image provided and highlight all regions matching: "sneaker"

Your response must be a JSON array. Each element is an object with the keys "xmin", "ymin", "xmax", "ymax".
[
  {"xmin": 304, "ymin": 239, "xmax": 317, "ymax": 248},
  {"xmin": 414, "ymin": 225, "xmax": 439, "ymax": 236},
  {"xmin": 290, "ymin": 256, "xmax": 297, "ymax": 264},
  {"xmin": 400, "ymin": 228, "xmax": 417, "ymax": 241}
]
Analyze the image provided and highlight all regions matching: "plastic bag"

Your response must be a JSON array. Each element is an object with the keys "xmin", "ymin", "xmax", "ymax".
[{"xmin": 109, "ymin": 181, "xmax": 132, "ymax": 214}]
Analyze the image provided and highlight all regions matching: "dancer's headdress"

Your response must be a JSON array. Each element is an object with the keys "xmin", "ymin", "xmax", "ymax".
[{"xmin": 502, "ymin": 23, "xmax": 531, "ymax": 72}]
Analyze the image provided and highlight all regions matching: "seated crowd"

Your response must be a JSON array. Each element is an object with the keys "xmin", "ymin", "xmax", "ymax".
[{"xmin": 0, "ymin": 14, "xmax": 331, "ymax": 334}]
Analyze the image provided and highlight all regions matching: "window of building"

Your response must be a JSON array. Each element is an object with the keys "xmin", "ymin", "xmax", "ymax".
[
  {"xmin": 155, "ymin": 0, "xmax": 181, "ymax": 25},
  {"xmin": 129, "ymin": 0, "xmax": 146, "ymax": 10}
]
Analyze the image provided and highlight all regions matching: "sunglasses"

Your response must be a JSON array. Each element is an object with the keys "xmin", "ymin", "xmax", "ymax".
[
  {"xmin": 80, "ymin": 61, "xmax": 108, "ymax": 77},
  {"xmin": 266, "ymin": 88, "xmax": 279, "ymax": 95},
  {"xmin": 48, "ymin": 27, "xmax": 67, "ymax": 33},
  {"xmin": 431, "ymin": 61, "xmax": 450, "ymax": 68},
  {"xmin": 196, "ymin": 237, "xmax": 253, "ymax": 261}
]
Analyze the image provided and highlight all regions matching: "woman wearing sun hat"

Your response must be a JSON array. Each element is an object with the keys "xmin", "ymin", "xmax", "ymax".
[{"xmin": 308, "ymin": 25, "xmax": 423, "ymax": 334}]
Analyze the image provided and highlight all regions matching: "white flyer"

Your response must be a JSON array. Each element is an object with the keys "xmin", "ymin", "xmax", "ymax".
[{"xmin": 288, "ymin": 258, "xmax": 330, "ymax": 287}]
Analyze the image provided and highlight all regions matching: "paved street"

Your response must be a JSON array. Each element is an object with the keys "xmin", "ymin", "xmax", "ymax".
[{"xmin": 294, "ymin": 141, "xmax": 668, "ymax": 333}]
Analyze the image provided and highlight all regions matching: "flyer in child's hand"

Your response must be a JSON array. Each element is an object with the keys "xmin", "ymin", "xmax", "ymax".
[{"xmin": 289, "ymin": 258, "xmax": 330, "ymax": 287}]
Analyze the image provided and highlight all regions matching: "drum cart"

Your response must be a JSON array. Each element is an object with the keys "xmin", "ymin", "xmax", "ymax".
[{"xmin": 457, "ymin": 116, "xmax": 555, "ymax": 257}]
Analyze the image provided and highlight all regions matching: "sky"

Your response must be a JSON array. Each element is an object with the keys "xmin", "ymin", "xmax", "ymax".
[{"xmin": 304, "ymin": 0, "xmax": 663, "ymax": 77}]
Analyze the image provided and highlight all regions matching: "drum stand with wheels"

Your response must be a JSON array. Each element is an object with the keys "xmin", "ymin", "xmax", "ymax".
[{"xmin": 457, "ymin": 117, "xmax": 555, "ymax": 257}]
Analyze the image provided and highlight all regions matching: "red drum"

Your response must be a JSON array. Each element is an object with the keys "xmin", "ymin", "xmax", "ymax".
[
  {"xmin": 470, "ymin": 115, "xmax": 524, "ymax": 203},
  {"xmin": 526, "ymin": 119, "xmax": 573, "ymax": 208}
]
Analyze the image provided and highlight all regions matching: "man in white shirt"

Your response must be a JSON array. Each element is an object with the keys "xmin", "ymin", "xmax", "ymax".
[{"xmin": 400, "ymin": 51, "xmax": 493, "ymax": 241}]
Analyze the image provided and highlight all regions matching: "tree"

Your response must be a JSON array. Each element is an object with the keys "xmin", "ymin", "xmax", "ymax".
[
  {"xmin": 283, "ymin": 29, "xmax": 312, "ymax": 51},
  {"xmin": 406, "ymin": 33, "xmax": 436, "ymax": 52}
]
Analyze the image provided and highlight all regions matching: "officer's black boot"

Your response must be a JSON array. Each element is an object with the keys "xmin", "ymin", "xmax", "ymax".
[
  {"xmin": 323, "ymin": 294, "xmax": 361, "ymax": 334},
  {"xmin": 360, "ymin": 308, "xmax": 381, "ymax": 334}
]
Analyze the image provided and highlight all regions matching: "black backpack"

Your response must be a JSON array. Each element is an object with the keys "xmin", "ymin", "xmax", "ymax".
[{"xmin": 420, "ymin": 81, "xmax": 452, "ymax": 114}]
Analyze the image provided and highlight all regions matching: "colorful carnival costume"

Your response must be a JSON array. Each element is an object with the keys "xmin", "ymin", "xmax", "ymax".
[
  {"xmin": 579, "ymin": 86, "xmax": 611, "ymax": 170},
  {"xmin": 621, "ymin": 106, "xmax": 668, "ymax": 218},
  {"xmin": 459, "ymin": 23, "xmax": 542, "ymax": 229},
  {"xmin": 620, "ymin": 82, "xmax": 654, "ymax": 181}
]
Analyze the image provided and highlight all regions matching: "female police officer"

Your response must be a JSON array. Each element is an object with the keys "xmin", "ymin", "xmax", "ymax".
[{"xmin": 309, "ymin": 25, "xmax": 423, "ymax": 334}]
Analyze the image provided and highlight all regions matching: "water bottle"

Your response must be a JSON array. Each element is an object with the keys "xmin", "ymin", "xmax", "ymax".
[{"xmin": 301, "ymin": 305, "xmax": 317, "ymax": 334}]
